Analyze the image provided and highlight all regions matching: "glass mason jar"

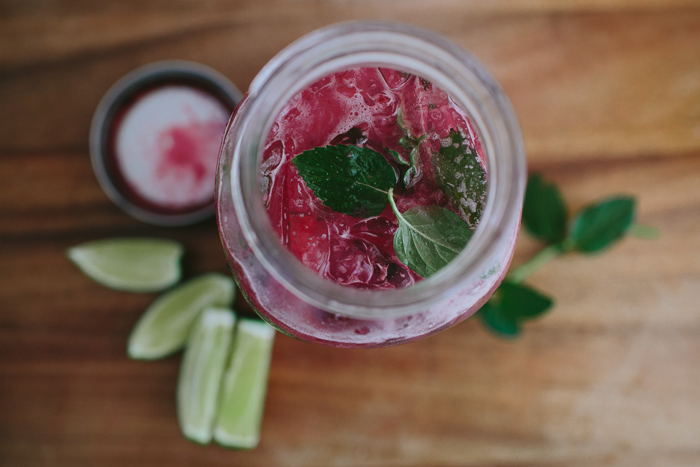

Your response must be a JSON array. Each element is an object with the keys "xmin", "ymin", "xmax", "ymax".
[{"xmin": 216, "ymin": 22, "xmax": 525, "ymax": 348}]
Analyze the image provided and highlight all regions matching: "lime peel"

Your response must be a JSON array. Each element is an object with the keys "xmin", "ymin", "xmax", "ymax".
[
  {"xmin": 127, "ymin": 273, "xmax": 235, "ymax": 360},
  {"xmin": 177, "ymin": 307, "xmax": 236, "ymax": 445},
  {"xmin": 67, "ymin": 237, "xmax": 183, "ymax": 292},
  {"xmin": 214, "ymin": 318, "xmax": 275, "ymax": 449}
]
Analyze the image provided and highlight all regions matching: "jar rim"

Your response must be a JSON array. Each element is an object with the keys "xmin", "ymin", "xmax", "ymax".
[{"xmin": 224, "ymin": 21, "xmax": 525, "ymax": 319}]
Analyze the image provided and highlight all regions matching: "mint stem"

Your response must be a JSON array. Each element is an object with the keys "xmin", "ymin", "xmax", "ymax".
[
  {"xmin": 506, "ymin": 243, "xmax": 564, "ymax": 284},
  {"xmin": 387, "ymin": 188, "xmax": 401, "ymax": 219},
  {"xmin": 627, "ymin": 223, "xmax": 659, "ymax": 240}
]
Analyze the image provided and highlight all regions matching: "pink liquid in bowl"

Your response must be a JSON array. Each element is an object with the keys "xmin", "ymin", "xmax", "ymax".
[{"xmin": 110, "ymin": 84, "xmax": 230, "ymax": 215}]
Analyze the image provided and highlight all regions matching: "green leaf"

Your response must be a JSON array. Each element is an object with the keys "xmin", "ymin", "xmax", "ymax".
[
  {"xmin": 390, "ymin": 194, "xmax": 474, "ymax": 278},
  {"xmin": 497, "ymin": 281, "xmax": 553, "ymax": 320},
  {"xmin": 477, "ymin": 281, "xmax": 552, "ymax": 338},
  {"xmin": 523, "ymin": 174, "xmax": 568, "ymax": 243},
  {"xmin": 477, "ymin": 302, "xmax": 520, "ymax": 337},
  {"xmin": 569, "ymin": 196, "xmax": 636, "ymax": 253},
  {"xmin": 293, "ymin": 145, "xmax": 397, "ymax": 218},
  {"xmin": 433, "ymin": 129, "xmax": 487, "ymax": 228}
]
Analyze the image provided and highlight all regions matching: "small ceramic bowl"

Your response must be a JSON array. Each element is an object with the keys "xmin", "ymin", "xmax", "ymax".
[{"xmin": 90, "ymin": 60, "xmax": 242, "ymax": 226}]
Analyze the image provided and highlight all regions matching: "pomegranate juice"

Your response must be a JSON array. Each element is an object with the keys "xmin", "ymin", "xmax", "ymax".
[{"xmin": 261, "ymin": 67, "xmax": 486, "ymax": 287}]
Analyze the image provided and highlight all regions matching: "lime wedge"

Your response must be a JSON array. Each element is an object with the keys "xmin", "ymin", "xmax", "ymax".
[
  {"xmin": 127, "ymin": 273, "xmax": 235, "ymax": 360},
  {"xmin": 214, "ymin": 318, "xmax": 275, "ymax": 449},
  {"xmin": 177, "ymin": 307, "xmax": 236, "ymax": 444},
  {"xmin": 67, "ymin": 238, "xmax": 183, "ymax": 292}
]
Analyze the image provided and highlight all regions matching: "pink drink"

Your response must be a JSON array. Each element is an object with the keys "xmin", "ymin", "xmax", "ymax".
[
  {"xmin": 262, "ymin": 67, "xmax": 485, "ymax": 289},
  {"xmin": 215, "ymin": 23, "xmax": 525, "ymax": 347}
]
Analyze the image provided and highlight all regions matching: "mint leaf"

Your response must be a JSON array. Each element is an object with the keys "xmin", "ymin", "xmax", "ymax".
[
  {"xmin": 523, "ymin": 174, "xmax": 568, "ymax": 243},
  {"xmin": 477, "ymin": 302, "xmax": 520, "ymax": 337},
  {"xmin": 497, "ymin": 281, "xmax": 553, "ymax": 320},
  {"xmin": 433, "ymin": 129, "xmax": 487, "ymax": 228},
  {"xmin": 390, "ymin": 191, "xmax": 474, "ymax": 278},
  {"xmin": 477, "ymin": 281, "xmax": 552, "ymax": 338},
  {"xmin": 569, "ymin": 196, "xmax": 635, "ymax": 253},
  {"xmin": 293, "ymin": 145, "xmax": 397, "ymax": 218}
]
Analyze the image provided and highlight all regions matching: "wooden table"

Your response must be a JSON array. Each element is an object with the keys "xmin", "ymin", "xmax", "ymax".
[{"xmin": 2, "ymin": 1, "xmax": 699, "ymax": 466}]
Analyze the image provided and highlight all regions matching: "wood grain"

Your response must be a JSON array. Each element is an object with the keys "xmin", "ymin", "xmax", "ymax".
[
  {"xmin": 2, "ymin": 8, "xmax": 700, "ymax": 159},
  {"xmin": 1, "ymin": 1, "xmax": 699, "ymax": 466}
]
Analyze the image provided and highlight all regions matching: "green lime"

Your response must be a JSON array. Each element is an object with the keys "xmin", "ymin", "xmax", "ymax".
[
  {"xmin": 177, "ymin": 307, "xmax": 236, "ymax": 445},
  {"xmin": 127, "ymin": 273, "xmax": 235, "ymax": 360},
  {"xmin": 67, "ymin": 237, "xmax": 183, "ymax": 292},
  {"xmin": 213, "ymin": 318, "xmax": 275, "ymax": 449}
]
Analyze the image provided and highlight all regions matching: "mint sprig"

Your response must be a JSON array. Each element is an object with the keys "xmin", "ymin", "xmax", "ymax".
[
  {"xmin": 477, "ymin": 173, "xmax": 658, "ymax": 338},
  {"xmin": 292, "ymin": 108, "xmax": 488, "ymax": 278},
  {"xmin": 293, "ymin": 143, "xmax": 476, "ymax": 278}
]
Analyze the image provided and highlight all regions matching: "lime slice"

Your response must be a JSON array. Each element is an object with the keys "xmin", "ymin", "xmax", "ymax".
[
  {"xmin": 214, "ymin": 318, "xmax": 275, "ymax": 449},
  {"xmin": 67, "ymin": 237, "xmax": 183, "ymax": 292},
  {"xmin": 127, "ymin": 273, "xmax": 235, "ymax": 360},
  {"xmin": 177, "ymin": 307, "xmax": 236, "ymax": 444}
]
